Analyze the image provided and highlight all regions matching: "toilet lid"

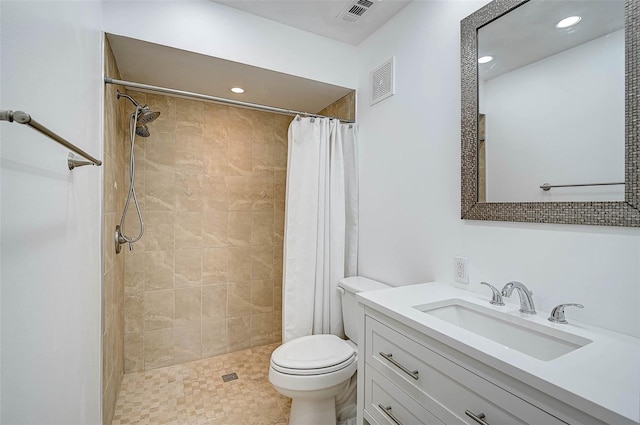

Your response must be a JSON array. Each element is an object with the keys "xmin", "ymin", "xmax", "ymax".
[{"xmin": 271, "ymin": 334, "xmax": 355, "ymax": 373}]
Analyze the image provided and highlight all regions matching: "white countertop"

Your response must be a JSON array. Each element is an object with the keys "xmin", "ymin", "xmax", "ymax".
[{"xmin": 357, "ymin": 282, "xmax": 640, "ymax": 425}]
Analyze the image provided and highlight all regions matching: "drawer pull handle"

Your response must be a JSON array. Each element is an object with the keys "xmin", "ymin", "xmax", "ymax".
[
  {"xmin": 465, "ymin": 410, "xmax": 490, "ymax": 425},
  {"xmin": 379, "ymin": 352, "xmax": 419, "ymax": 380},
  {"xmin": 378, "ymin": 404, "xmax": 403, "ymax": 425}
]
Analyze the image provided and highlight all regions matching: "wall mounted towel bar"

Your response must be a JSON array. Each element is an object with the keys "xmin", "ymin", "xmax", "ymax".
[
  {"xmin": 1, "ymin": 109, "xmax": 102, "ymax": 169},
  {"xmin": 540, "ymin": 182, "xmax": 624, "ymax": 191}
]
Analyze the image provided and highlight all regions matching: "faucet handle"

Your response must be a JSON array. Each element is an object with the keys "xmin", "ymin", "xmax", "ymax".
[
  {"xmin": 548, "ymin": 303, "xmax": 584, "ymax": 324},
  {"xmin": 480, "ymin": 282, "xmax": 505, "ymax": 306}
]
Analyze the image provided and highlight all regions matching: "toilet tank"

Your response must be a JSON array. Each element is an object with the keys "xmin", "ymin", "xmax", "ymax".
[{"xmin": 338, "ymin": 276, "xmax": 391, "ymax": 345}]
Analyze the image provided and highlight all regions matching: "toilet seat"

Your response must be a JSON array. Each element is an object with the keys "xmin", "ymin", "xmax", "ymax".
[{"xmin": 271, "ymin": 334, "xmax": 356, "ymax": 376}]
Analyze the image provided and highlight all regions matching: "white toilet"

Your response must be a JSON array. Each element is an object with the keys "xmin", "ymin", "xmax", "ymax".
[{"xmin": 269, "ymin": 276, "xmax": 391, "ymax": 425}]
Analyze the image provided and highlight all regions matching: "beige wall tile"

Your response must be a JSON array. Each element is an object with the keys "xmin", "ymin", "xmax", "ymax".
[
  {"xmin": 228, "ymin": 247, "xmax": 252, "ymax": 281},
  {"xmin": 227, "ymin": 316, "xmax": 251, "ymax": 352},
  {"xmin": 228, "ymin": 281, "xmax": 251, "ymax": 318},
  {"xmin": 174, "ymin": 324, "xmax": 202, "ymax": 364},
  {"xmin": 252, "ymin": 212, "xmax": 274, "ymax": 246},
  {"xmin": 175, "ymin": 249, "xmax": 202, "ymax": 288},
  {"xmin": 145, "ymin": 171, "xmax": 175, "ymax": 211},
  {"xmin": 273, "ymin": 244, "xmax": 284, "ymax": 282},
  {"xmin": 202, "ymin": 247, "xmax": 228, "ymax": 285},
  {"xmin": 175, "ymin": 173, "xmax": 204, "ymax": 211},
  {"xmin": 104, "ymin": 213, "xmax": 117, "ymax": 273},
  {"xmin": 203, "ymin": 137, "xmax": 229, "ymax": 176},
  {"xmin": 252, "ymin": 246, "xmax": 274, "ymax": 280},
  {"xmin": 226, "ymin": 176, "xmax": 252, "ymax": 211},
  {"xmin": 274, "ymin": 171, "xmax": 287, "ymax": 212},
  {"xmin": 202, "ymin": 175, "xmax": 228, "ymax": 212},
  {"xmin": 124, "ymin": 293, "xmax": 144, "ymax": 334},
  {"xmin": 175, "ymin": 211, "xmax": 203, "ymax": 249},
  {"xmin": 252, "ymin": 140, "xmax": 273, "ymax": 177},
  {"xmin": 273, "ymin": 281, "xmax": 283, "ymax": 312},
  {"xmin": 203, "ymin": 103, "xmax": 228, "ymax": 134},
  {"xmin": 145, "ymin": 132, "xmax": 175, "ymax": 173},
  {"xmin": 144, "ymin": 251, "xmax": 174, "ymax": 291},
  {"xmin": 202, "ymin": 285, "xmax": 227, "ymax": 322},
  {"xmin": 228, "ymin": 211, "xmax": 252, "ymax": 246},
  {"xmin": 144, "ymin": 290, "xmax": 174, "ymax": 331},
  {"xmin": 273, "ymin": 212, "xmax": 284, "ymax": 245},
  {"xmin": 252, "ymin": 177, "xmax": 274, "ymax": 211},
  {"xmin": 176, "ymin": 122, "xmax": 204, "ymax": 173},
  {"xmin": 125, "ymin": 251, "xmax": 145, "ymax": 294},
  {"xmin": 203, "ymin": 211, "xmax": 228, "ymax": 247},
  {"xmin": 176, "ymin": 98, "xmax": 204, "ymax": 123},
  {"xmin": 250, "ymin": 312, "xmax": 273, "ymax": 347},
  {"xmin": 175, "ymin": 287, "xmax": 201, "ymax": 327},
  {"xmin": 124, "ymin": 333, "xmax": 144, "ymax": 373},
  {"xmin": 144, "ymin": 212, "xmax": 175, "ymax": 251},
  {"xmin": 121, "ymin": 92, "xmax": 293, "ymax": 370},
  {"xmin": 144, "ymin": 328, "xmax": 174, "ymax": 369},
  {"xmin": 202, "ymin": 320, "xmax": 227, "ymax": 357},
  {"xmin": 251, "ymin": 279, "xmax": 273, "ymax": 314}
]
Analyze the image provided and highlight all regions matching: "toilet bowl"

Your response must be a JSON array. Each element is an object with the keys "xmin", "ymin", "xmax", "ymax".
[{"xmin": 269, "ymin": 277, "xmax": 391, "ymax": 425}]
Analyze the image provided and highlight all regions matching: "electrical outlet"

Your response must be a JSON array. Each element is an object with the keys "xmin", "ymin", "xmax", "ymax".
[{"xmin": 454, "ymin": 256, "xmax": 469, "ymax": 284}]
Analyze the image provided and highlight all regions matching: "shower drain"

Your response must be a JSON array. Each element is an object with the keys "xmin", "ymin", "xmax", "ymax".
[{"xmin": 222, "ymin": 372, "xmax": 238, "ymax": 382}]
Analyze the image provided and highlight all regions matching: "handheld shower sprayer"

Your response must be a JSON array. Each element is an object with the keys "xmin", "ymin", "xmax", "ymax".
[{"xmin": 115, "ymin": 91, "xmax": 161, "ymax": 253}]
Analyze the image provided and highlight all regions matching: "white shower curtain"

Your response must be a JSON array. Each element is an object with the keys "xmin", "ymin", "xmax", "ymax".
[{"xmin": 282, "ymin": 115, "xmax": 359, "ymax": 342}]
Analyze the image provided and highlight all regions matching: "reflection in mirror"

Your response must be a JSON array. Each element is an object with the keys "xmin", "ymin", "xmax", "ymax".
[{"xmin": 477, "ymin": 0, "xmax": 624, "ymax": 203}]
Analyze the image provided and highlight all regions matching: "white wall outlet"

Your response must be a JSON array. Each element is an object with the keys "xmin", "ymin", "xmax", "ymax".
[{"xmin": 454, "ymin": 256, "xmax": 469, "ymax": 284}]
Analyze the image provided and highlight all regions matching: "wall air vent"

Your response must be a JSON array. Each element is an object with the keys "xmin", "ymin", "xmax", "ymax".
[
  {"xmin": 337, "ymin": 0, "xmax": 375, "ymax": 23},
  {"xmin": 371, "ymin": 57, "xmax": 395, "ymax": 105}
]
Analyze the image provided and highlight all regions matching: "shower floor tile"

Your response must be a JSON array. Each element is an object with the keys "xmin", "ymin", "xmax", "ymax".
[{"xmin": 111, "ymin": 343, "xmax": 290, "ymax": 425}]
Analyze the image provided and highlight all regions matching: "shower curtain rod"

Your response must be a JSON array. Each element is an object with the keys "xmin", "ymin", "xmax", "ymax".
[{"xmin": 104, "ymin": 78, "xmax": 355, "ymax": 124}]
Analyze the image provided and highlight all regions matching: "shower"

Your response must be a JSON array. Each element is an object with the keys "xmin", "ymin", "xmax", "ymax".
[{"xmin": 115, "ymin": 90, "xmax": 160, "ymax": 253}]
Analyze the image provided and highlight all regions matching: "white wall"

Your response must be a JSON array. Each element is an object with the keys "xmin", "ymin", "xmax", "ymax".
[
  {"xmin": 484, "ymin": 30, "xmax": 625, "ymax": 202},
  {"xmin": 102, "ymin": 1, "xmax": 359, "ymax": 90},
  {"xmin": 356, "ymin": 1, "xmax": 640, "ymax": 337},
  {"xmin": 0, "ymin": 1, "xmax": 103, "ymax": 423}
]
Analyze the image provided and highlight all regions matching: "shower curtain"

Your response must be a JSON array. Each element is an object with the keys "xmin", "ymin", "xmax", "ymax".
[{"xmin": 283, "ymin": 115, "xmax": 359, "ymax": 342}]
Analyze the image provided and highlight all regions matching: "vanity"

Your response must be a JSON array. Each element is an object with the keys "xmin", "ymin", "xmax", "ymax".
[{"xmin": 355, "ymin": 283, "xmax": 640, "ymax": 425}]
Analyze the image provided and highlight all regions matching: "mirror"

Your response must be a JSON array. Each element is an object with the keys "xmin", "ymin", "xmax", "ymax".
[{"xmin": 461, "ymin": 0, "xmax": 640, "ymax": 226}]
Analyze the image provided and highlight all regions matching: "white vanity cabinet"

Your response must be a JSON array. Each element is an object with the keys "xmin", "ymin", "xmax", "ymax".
[
  {"xmin": 357, "ymin": 306, "xmax": 624, "ymax": 425},
  {"xmin": 361, "ymin": 314, "xmax": 567, "ymax": 425}
]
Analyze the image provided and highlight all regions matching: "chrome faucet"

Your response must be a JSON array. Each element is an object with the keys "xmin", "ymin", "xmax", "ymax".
[
  {"xmin": 480, "ymin": 282, "xmax": 504, "ymax": 306},
  {"xmin": 501, "ymin": 281, "xmax": 536, "ymax": 314}
]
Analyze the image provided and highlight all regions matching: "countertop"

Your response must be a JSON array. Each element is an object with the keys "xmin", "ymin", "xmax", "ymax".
[{"xmin": 356, "ymin": 282, "xmax": 640, "ymax": 425}]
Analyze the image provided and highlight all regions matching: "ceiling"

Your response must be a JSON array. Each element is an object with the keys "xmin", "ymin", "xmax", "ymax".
[
  {"xmin": 107, "ymin": 34, "xmax": 353, "ymax": 115},
  {"xmin": 107, "ymin": 1, "xmax": 412, "ymax": 115},
  {"xmin": 478, "ymin": 0, "xmax": 624, "ymax": 81},
  {"xmin": 211, "ymin": 0, "xmax": 412, "ymax": 45}
]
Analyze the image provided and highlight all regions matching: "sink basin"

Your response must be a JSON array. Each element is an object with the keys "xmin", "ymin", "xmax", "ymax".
[{"xmin": 414, "ymin": 299, "xmax": 592, "ymax": 361}]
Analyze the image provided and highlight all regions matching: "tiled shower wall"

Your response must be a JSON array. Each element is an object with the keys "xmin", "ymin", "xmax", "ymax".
[
  {"xmin": 103, "ymin": 39, "xmax": 127, "ymax": 425},
  {"xmin": 122, "ymin": 91, "xmax": 291, "ymax": 372}
]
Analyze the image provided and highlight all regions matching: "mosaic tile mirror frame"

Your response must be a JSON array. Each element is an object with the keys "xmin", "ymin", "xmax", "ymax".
[{"xmin": 460, "ymin": 0, "xmax": 640, "ymax": 227}]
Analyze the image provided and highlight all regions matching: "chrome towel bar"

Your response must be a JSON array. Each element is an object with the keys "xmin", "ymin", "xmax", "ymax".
[
  {"xmin": 1, "ymin": 109, "xmax": 102, "ymax": 169},
  {"xmin": 540, "ymin": 182, "xmax": 624, "ymax": 191}
]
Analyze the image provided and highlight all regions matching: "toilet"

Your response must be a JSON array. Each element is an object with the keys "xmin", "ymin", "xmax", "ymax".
[{"xmin": 269, "ymin": 277, "xmax": 391, "ymax": 425}]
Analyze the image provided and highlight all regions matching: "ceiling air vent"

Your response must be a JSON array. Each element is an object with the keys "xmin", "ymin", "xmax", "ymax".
[
  {"xmin": 337, "ymin": 0, "xmax": 375, "ymax": 23},
  {"xmin": 371, "ymin": 57, "xmax": 395, "ymax": 105}
]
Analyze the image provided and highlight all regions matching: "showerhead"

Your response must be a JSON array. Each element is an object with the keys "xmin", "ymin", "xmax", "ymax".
[
  {"xmin": 135, "ymin": 124, "xmax": 150, "ymax": 138},
  {"xmin": 136, "ymin": 106, "xmax": 160, "ymax": 124},
  {"xmin": 117, "ymin": 90, "xmax": 161, "ymax": 137}
]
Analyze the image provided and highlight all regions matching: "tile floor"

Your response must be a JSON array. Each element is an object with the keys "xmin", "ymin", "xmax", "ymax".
[{"xmin": 112, "ymin": 343, "xmax": 291, "ymax": 425}]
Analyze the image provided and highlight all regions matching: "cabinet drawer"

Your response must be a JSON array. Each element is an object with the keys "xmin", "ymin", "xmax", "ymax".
[
  {"xmin": 365, "ymin": 364, "xmax": 444, "ymax": 425},
  {"xmin": 365, "ymin": 316, "xmax": 566, "ymax": 425}
]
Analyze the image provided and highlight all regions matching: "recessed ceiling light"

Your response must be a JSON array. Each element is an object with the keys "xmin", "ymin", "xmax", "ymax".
[
  {"xmin": 478, "ymin": 56, "xmax": 493, "ymax": 64},
  {"xmin": 556, "ymin": 16, "xmax": 582, "ymax": 29},
  {"xmin": 230, "ymin": 87, "xmax": 245, "ymax": 94}
]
